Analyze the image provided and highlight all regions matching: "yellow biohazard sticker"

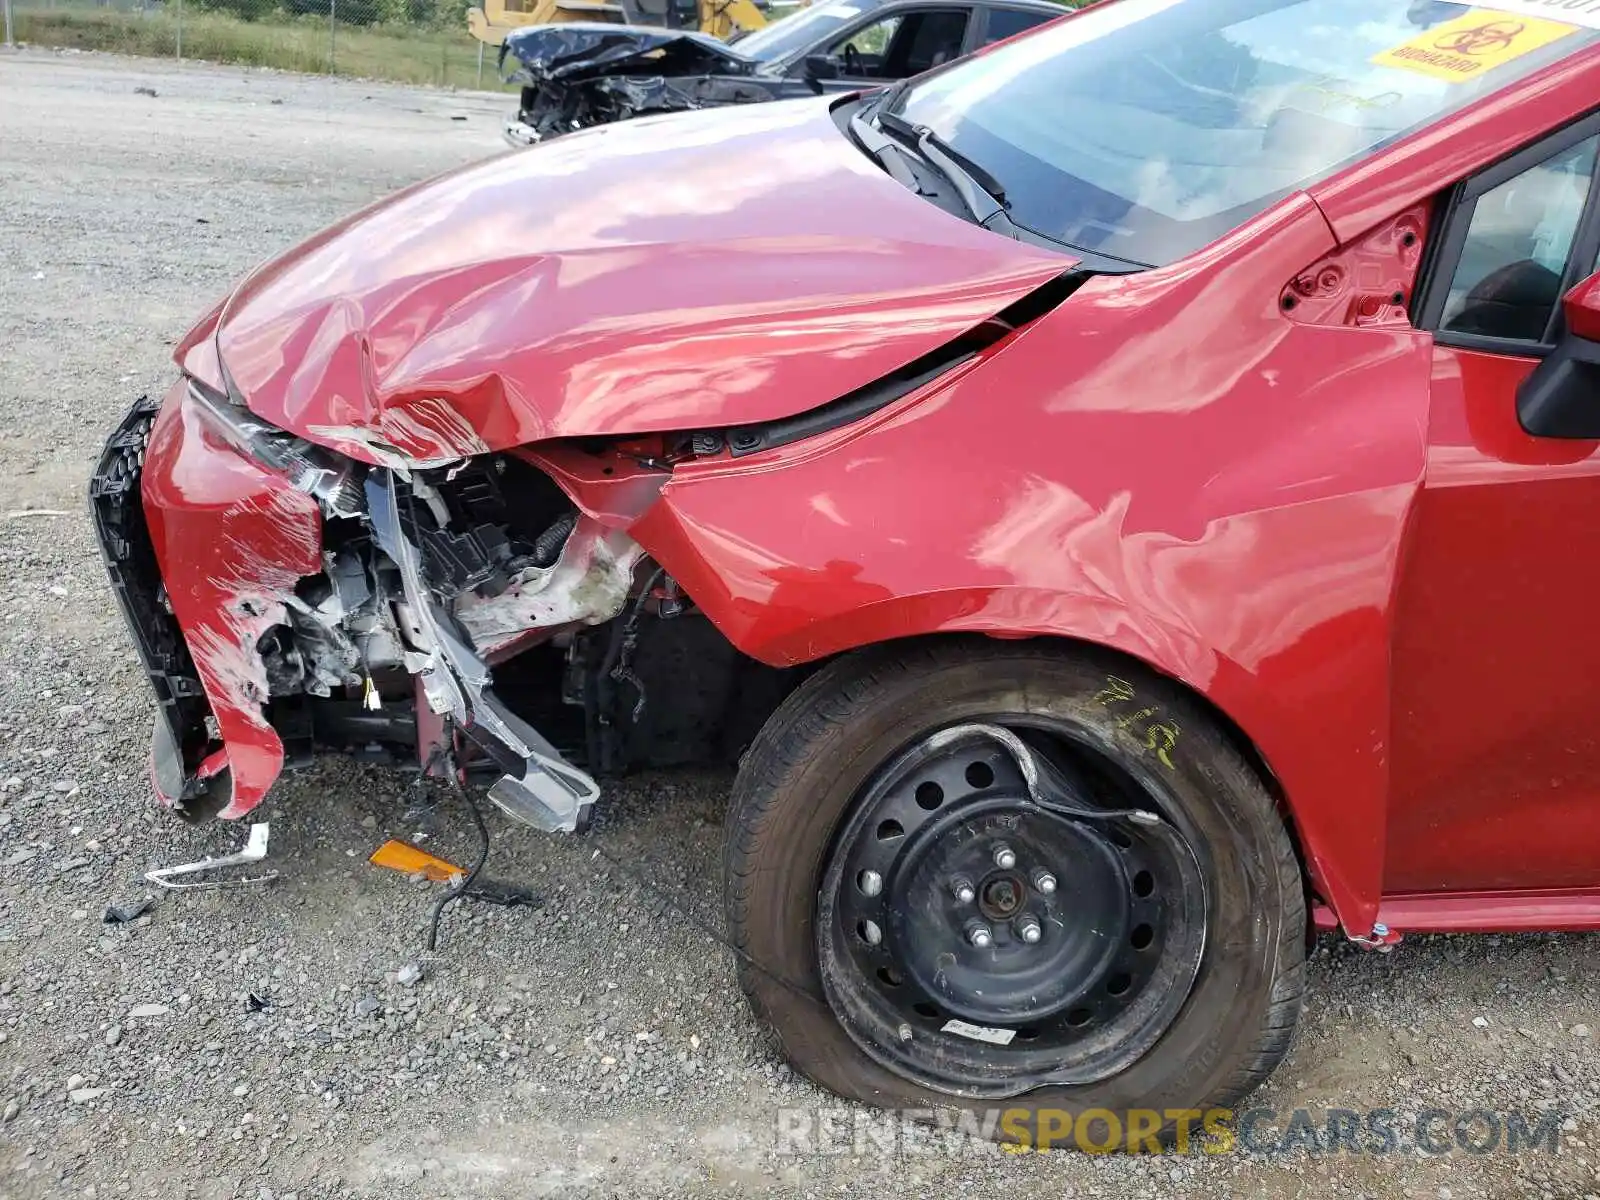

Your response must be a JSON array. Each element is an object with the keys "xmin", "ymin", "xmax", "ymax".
[{"xmin": 1372, "ymin": 7, "xmax": 1578, "ymax": 82}]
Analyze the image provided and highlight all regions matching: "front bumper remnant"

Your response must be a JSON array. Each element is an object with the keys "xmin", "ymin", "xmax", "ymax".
[
  {"xmin": 90, "ymin": 395, "xmax": 229, "ymax": 816},
  {"xmin": 100, "ymin": 381, "xmax": 326, "ymax": 819}
]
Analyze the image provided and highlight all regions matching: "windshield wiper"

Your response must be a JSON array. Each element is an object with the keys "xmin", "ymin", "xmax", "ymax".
[
  {"xmin": 859, "ymin": 83, "xmax": 1151, "ymax": 271},
  {"xmin": 872, "ymin": 76, "xmax": 913, "ymax": 118},
  {"xmin": 877, "ymin": 109, "xmax": 1020, "ymax": 236},
  {"xmin": 879, "ymin": 111, "xmax": 1005, "ymax": 198},
  {"xmin": 844, "ymin": 78, "xmax": 927, "ymax": 187},
  {"xmin": 846, "ymin": 103, "xmax": 921, "ymax": 191}
]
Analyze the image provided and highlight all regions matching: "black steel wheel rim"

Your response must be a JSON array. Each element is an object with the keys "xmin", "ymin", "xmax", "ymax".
[{"xmin": 816, "ymin": 721, "xmax": 1208, "ymax": 1099}]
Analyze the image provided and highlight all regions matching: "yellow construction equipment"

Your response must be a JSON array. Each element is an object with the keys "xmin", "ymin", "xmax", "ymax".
[
  {"xmin": 469, "ymin": 0, "xmax": 609, "ymax": 47},
  {"xmin": 468, "ymin": 0, "xmax": 805, "ymax": 48}
]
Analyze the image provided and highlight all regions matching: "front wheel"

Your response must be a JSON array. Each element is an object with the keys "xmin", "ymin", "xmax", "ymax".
[{"xmin": 724, "ymin": 639, "xmax": 1305, "ymax": 1141}]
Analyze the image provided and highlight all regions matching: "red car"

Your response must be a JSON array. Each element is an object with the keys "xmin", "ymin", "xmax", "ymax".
[{"xmin": 92, "ymin": 0, "xmax": 1600, "ymax": 1137}]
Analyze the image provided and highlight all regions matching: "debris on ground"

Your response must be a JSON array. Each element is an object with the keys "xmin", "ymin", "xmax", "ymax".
[
  {"xmin": 102, "ymin": 897, "xmax": 153, "ymax": 923},
  {"xmin": 368, "ymin": 838, "xmax": 461, "ymax": 882},
  {"xmin": 144, "ymin": 821, "xmax": 277, "ymax": 889},
  {"xmin": 460, "ymin": 878, "xmax": 543, "ymax": 909}
]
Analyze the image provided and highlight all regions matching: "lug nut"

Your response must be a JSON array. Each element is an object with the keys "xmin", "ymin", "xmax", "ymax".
[
  {"xmin": 993, "ymin": 844, "xmax": 1017, "ymax": 870},
  {"xmin": 950, "ymin": 875, "xmax": 976, "ymax": 904},
  {"xmin": 1032, "ymin": 869, "xmax": 1057, "ymax": 895},
  {"xmin": 860, "ymin": 919, "xmax": 883, "ymax": 946},
  {"xmin": 858, "ymin": 869, "xmax": 883, "ymax": 897},
  {"xmin": 1016, "ymin": 914, "xmax": 1042, "ymax": 944},
  {"xmin": 966, "ymin": 921, "xmax": 994, "ymax": 949}
]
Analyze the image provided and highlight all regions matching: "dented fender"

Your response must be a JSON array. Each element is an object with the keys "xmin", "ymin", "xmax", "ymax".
[{"xmin": 617, "ymin": 195, "xmax": 1432, "ymax": 937}]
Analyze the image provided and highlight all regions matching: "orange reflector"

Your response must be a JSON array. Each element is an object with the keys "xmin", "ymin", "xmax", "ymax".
[{"xmin": 368, "ymin": 839, "xmax": 462, "ymax": 882}]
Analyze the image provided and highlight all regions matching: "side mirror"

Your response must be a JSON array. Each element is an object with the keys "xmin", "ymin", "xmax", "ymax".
[
  {"xmin": 1518, "ymin": 272, "xmax": 1600, "ymax": 439},
  {"xmin": 803, "ymin": 53, "xmax": 840, "ymax": 94},
  {"xmin": 1564, "ymin": 271, "xmax": 1600, "ymax": 341}
]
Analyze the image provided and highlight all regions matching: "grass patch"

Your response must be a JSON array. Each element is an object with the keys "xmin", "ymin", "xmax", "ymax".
[{"xmin": 12, "ymin": 8, "xmax": 515, "ymax": 89}]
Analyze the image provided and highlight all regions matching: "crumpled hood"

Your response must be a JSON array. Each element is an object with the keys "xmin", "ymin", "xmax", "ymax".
[
  {"xmin": 209, "ymin": 98, "xmax": 1074, "ymax": 463},
  {"xmin": 498, "ymin": 21, "xmax": 753, "ymax": 84}
]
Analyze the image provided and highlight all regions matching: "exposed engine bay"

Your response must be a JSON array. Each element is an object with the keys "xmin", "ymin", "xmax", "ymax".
[{"xmin": 251, "ymin": 451, "xmax": 801, "ymax": 832}]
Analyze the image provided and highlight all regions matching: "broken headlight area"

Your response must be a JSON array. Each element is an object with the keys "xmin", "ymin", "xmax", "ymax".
[
  {"xmin": 253, "ymin": 448, "xmax": 801, "ymax": 832},
  {"xmin": 187, "ymin": 379, "xmax": 367, "ymax": 520}
]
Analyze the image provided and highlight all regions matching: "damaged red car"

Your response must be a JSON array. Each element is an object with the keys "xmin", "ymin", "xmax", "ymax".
[{"xmin": 92, "ymin": 0, "xmax": 1600, "ymax": 1136}]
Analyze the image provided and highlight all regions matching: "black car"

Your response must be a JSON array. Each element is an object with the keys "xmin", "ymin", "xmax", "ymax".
[{"xmin": 500, "ymin": 0, "xmax": 1070, "ymax": 144}]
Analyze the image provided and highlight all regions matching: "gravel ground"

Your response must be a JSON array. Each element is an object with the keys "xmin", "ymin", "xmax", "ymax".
[{"xmin": 2, "ymin": 47, "xmax": 1600, "ymax": 1200}]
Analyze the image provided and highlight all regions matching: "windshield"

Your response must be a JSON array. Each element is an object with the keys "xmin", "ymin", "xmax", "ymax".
[
  {"xmin": 732, "ymin": 0, "xmax": 871, "ymax": 61},
  {"xmin": 892, "ymin": 0, "xmax": 1600, "ymax": 266}
]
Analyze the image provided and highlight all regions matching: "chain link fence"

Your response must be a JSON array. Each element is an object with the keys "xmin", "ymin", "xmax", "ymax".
[{"xmin": 1, "ymin": 0, "xmax": 506, "ymax": 89}]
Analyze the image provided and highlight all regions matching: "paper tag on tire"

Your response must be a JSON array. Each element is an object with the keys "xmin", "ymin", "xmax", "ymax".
[{"xmin": 941, "ymin": 1018, "xmax": 1017, "ymax": 1046}]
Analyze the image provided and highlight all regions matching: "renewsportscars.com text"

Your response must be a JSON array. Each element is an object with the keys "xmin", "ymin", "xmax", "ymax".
[{"xmin": 774, "ymin": 1106, "xmax": 1568, "ymax": 1157}]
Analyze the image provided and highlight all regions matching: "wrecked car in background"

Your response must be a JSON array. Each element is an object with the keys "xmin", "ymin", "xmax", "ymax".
[
  {"xmin": 468, "ymin": 0, "xmax": 814, "ymax": 50},
  {"xmin": 94, "ymin": 0, "xmax": 1600, "ymax": 1147},
  {"xmin": 498, "ymin": 0, "xmax": 1065, "ymax": 143}
]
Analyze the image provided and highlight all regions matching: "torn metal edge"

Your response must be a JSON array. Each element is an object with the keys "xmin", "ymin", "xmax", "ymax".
[{"xmin": 365, "ymin": 469, "xmax": 602, "ymax": 833}]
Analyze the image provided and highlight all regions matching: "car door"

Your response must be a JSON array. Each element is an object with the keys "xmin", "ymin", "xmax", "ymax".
[
  {"xmin": 1386, "ymin": 111, "xmax": 1600, "ymax": 893},
  {"xmin": 809, "ymin": 5, "xmax": 976, "ymax": 92}
]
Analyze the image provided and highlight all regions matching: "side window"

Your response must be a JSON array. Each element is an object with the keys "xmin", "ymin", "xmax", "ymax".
[
  {"xmin": 828, "ymin": 9, "xmax": 970, "ymax": 79},
  {"xmin": 1439, "ymin": 135, "xmax": 1600, "ymax": 344},
  {"xmin": 892, "ymin": 9, "xmax": 971, "ymax": 75},
  {"xmin": 826, "ymin": 14, "xmax": 904, "ymax": 78},
  {"xmin": 981, "ymin": 7, "xmax": 1052, "ymax": 47}
]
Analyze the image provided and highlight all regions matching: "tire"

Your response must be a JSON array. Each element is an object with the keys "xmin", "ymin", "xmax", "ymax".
[{"xmin": 724, "ymin": 637, "xmax": 1305, "ymax": 1145}]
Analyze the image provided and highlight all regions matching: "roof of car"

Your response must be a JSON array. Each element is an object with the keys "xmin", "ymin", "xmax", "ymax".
[{"xmin": 985, "ymin": 0, "xmax": 1073, "ymax": 11}]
